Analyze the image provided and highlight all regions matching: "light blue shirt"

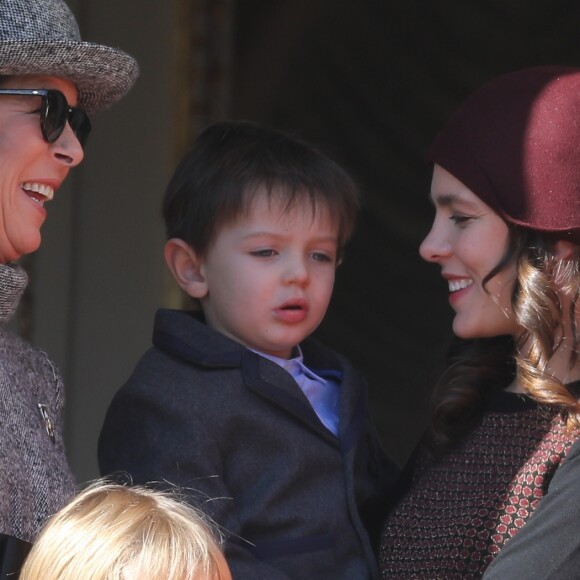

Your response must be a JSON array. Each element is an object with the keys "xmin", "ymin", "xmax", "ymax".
[{"xmin": 255, "ymin": 347, "xmax": 340, "ymax": 436}]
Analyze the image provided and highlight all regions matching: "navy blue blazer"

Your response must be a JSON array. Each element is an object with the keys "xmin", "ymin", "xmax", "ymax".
[{"xmin": 98, "ymin": 309, "xmax": 397, "ymax": 579}]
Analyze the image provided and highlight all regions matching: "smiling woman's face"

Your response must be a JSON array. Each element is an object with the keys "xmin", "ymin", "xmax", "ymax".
[
  {"xmin": 0, "ymin": 74, "xmax": 84, "ymax": 263},
  {"xmin": 419, "ymin": 164, "xmax": 520, "ymax": 339}
]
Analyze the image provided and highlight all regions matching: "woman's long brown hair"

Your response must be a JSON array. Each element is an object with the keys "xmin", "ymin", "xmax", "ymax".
[{"xmin": 428, "ymin": 227, "xmax": 580, "ymax": 453}]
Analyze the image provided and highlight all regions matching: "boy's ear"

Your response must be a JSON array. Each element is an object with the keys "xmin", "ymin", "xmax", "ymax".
[{"xmin": 164, "ymin": 238, "xmax": 208, "ymax": 299}]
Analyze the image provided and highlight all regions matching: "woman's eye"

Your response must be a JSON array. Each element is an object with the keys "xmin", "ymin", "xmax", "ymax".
[{"xmin": 449, "ymin": 215, "xmax": 472, "ymax": 226}]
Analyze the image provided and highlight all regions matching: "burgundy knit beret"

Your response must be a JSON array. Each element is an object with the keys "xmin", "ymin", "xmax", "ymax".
[{"xmin": 427, "ymin": 65, "xmax": 580, "ymax": 241}]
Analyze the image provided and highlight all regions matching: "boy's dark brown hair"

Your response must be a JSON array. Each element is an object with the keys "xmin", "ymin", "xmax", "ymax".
[{"xmin": 163, "ymin": 121, "xmax": 359, "ymax": 258}]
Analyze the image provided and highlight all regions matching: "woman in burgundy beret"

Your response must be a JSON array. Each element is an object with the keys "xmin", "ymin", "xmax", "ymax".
[{"xmin": 380, "ymin": 66, "xmax": 580, "ymax": 579}]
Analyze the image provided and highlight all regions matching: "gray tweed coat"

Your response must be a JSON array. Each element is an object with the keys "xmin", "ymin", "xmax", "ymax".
[{"xmin": 0, "ymin": 263, "xmax": 75, "ymax": 543}]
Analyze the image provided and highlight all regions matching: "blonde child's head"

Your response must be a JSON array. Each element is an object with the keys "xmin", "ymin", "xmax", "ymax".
[{"xmin": 20, "ymin": 480, "xmax": 231, "ymax": 580}]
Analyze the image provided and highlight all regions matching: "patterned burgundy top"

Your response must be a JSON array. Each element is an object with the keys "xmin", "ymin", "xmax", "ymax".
[{"xmin": 379, "ymin": 388, "xmax": 580, "ymax": 579}]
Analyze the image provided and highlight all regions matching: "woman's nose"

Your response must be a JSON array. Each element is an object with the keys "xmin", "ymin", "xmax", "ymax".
[
  {"xmin": 419, "ymin": 225, "xmax": 451, "ymax": 263},
  {"xmin": 51, "ymin": 123, "xmax": 85, "ymax": 167}
]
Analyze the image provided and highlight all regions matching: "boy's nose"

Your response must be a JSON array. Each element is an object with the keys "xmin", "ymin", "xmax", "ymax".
[
  {"xmin": 419, "ymin": 226, "xmax": 451, "ymax": 263},
  {"xmin": 282, "ymin": 257, "xmax": 309, "ymax": 286}
]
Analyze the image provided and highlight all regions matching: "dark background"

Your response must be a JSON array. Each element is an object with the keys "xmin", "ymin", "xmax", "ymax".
[{"xmin": 227, "ymin": 1, "xmax": 580, "ymax": 466}]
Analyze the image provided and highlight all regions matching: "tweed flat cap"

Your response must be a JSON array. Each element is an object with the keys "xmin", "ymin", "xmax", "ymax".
[
  {"xmin": 0, "ymin": 0, "xmax": 139, "ymax": 112},
  {"xmin": 428, "ymin": 66, "xmax": 580, "ymax": 241}
]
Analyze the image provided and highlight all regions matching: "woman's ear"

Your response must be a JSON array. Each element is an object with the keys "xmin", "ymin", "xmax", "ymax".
[
  {"xmin": 553, "ymin": 240, "xmax": 575, "ymax": 260},
  {"xmin": 164, "ymin": 238, "xmax": 208, "ymax": 299}
]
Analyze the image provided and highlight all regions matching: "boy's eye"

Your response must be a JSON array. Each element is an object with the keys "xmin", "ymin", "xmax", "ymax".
[
  {"xmin": 311, "ymin": 252, "xmax": 333, "ymax": 263},
  {"xmin": 250, "ymin": 249, "xmax": 277, "ymax": 258}
]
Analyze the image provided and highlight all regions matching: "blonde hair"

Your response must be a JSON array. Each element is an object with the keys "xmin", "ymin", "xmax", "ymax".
[{"xmin": 20, "ymin": 480, "xmax": 229, "ymax": 580}]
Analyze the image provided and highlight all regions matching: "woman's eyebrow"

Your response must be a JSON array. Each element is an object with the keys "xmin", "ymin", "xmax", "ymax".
[{"xmin": 432, "ymin": 192, "xmax": 480, "ymax": 211}]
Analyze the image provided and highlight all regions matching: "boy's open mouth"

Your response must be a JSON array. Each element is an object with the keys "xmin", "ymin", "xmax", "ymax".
[{"xmin": 276, "ymin": 299, "xmax": 308, "ymax": 315}]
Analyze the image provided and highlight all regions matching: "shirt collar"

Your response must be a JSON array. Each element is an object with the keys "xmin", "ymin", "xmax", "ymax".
[{"xmin": 251, "ymin": 346, "xmax": 328, "ymax": 384}]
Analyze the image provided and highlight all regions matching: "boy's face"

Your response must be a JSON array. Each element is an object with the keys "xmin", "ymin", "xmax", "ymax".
[{"xmin": 199, "ymin": 193, "xmax": 339, "ymax": 359}]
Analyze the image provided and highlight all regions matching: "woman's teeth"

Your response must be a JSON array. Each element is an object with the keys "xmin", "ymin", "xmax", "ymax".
[
  {"xmin": 449, "ymin": 279, "xmax": 473, "ymax": 293},
  {"xmin": 22, "ymin": 182, "xmax": 54, "ymax": 203}
]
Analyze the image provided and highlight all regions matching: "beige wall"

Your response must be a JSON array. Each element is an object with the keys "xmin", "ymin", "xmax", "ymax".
[{"xmin": 32, "ymin": 0, "xmax": 181, "ymax": 483}]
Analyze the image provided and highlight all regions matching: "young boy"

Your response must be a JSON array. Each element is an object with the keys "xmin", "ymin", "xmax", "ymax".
[{"xmin": 98, "ymin": 121, "xmax": 397, "ymax": 579}]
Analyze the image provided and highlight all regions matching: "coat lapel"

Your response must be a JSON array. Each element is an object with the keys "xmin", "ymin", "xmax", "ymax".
[
  {"xmin": 242, "ymin": 350, "xmax": 339, "ymax": 444},
  {"xmin": 153, "ymin": 309, "xmax": 358, "ymax": 447}
]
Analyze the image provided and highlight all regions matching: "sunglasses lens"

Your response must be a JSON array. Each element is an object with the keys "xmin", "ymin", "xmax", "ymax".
[
  {"xmin": 42, "ymin": 91, "xmax": 68, "ymax": 143},
  {"xmin": 68, "ymin": 108, "xmax": 92, "ymax": 148},
  {"xmin": 40, "ymin": 91, "xmax": 91, "ymax": 148}
]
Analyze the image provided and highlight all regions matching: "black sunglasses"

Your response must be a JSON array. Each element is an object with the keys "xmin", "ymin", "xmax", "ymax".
[{"xmin": 0, "ymin": 88, "xmax": 91, "ymax": 148}]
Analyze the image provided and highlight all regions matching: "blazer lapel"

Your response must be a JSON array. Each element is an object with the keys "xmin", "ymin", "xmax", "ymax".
[{"xmin": 242, "ymin": 350, "xmax": 339, "ymax": 444}]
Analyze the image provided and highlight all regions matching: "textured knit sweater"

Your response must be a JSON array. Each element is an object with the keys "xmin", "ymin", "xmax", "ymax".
[
  {"xmin": 380, "ymin": 389, "xmax": 580, "ymax": 579},
  {"xmin": 0, "ymin": 263, "xmax": 75, "ymax": 543}
]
